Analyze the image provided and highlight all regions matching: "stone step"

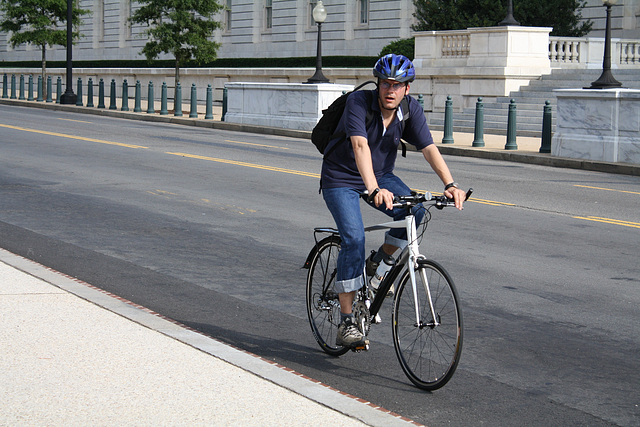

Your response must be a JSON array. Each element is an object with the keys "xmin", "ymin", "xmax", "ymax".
[{"xmin": 426, "ymin": 67, "xmax": 639, "ymax": 138}]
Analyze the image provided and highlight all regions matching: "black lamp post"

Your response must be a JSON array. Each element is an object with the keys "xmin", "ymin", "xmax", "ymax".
[
  {"xmin": 499, "ymin": 0, "xmax": 520, "ymax": 26},
  {"xmin": 305, "ymin": 1, "xmax": 330, "ymax": 84},
  {"xmin": 59, "ymin": 0, "xmax": 77, "ymax": 104},
  {"xmin": 588, "ymin": 0, "xmax": 622, "ymax": 89}
]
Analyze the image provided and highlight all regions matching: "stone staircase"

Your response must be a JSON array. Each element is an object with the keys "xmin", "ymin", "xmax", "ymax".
[{"xmin": 427, "ymin": 68, "xmax": 640, "ymax": 138}]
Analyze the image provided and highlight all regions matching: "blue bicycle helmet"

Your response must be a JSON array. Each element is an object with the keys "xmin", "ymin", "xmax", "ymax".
[{"xmin": 373, "ymin": 54, "xmax": 415, "ymax": 83}]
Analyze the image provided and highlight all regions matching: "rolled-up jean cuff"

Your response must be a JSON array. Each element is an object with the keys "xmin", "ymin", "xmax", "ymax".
[
  {"xmin": 385, "ymin": 233, "xmax": 408, "ymax": 250},
  {"xmin": 335, "ymin": 274, "xmax": 364, "ymax": 294}
]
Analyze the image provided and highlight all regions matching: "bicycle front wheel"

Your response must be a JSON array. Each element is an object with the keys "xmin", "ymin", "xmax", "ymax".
[
  {"xmin": 392, "ymin": 260, "xmax": 463, "ymax": 391},
  {"xmin": 306, "ymin": 235, "xmax": 349, "ymax": 356}
]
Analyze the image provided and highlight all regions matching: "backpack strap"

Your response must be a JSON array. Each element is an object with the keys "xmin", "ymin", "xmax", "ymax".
[{"xmin": 398, "ymin": 97, "xmax": 410, "ymax": 158}]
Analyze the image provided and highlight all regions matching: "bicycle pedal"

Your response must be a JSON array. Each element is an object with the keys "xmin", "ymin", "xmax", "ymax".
[{"xmin": 350, "ymin": 340, "xmax": 370, "ymax": 352}]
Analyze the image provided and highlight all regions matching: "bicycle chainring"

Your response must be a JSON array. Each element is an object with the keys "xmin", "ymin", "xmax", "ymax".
[{"xmin": 353, "ymin": 301, "xmax": 371, "ymax": 336}]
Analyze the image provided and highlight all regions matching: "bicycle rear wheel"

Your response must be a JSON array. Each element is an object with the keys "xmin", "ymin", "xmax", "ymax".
[
  {"xmin": 392, "ymin": 260, "xmax": 462, "ymax": 390},
  {"xmin": 306, "ymin": 235, "xmax": 349, "ymax": 356}
]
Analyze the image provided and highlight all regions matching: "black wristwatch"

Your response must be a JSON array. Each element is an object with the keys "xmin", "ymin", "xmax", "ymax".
[{"xmin": 444, "ymin": 182, "xmax": 459, "ymax": 191}]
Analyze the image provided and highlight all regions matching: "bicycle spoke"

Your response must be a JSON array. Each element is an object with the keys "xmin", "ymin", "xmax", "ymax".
[{"xmin": 392, "ymin": 260, "xmax": 462, "ymax": 390}]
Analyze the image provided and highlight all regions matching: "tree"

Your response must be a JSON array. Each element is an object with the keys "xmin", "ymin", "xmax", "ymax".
[
  {"xmin": 130, "ymin": 0, "xmax": 224, "ymax": 84},
  {"xmin": 0, "ymin": 0, "xmax": 89, "ymax": 98},
  {"xmin": 412, "ymin": 0, "xmax": 592, "ymax": 37}
]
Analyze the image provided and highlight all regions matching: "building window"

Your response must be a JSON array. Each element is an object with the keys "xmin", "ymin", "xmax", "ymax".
[
  {"xmin": 225, "ymin": 0, "xmax": 232, "ymax": 31},
  {"xmin": 309, "ymin": 0, "xmax": 317, "ymax": 27},
  {"xmin": 358, "ymin": 0, "xmax": 369, "ymax": 25},
  {"xmin": 265, "ymin": 0, "xmax": 273, "ymax": 30}
]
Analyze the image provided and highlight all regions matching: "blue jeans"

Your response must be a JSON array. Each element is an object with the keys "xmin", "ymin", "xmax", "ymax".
[{"xmin": 322, "ymin": 173, "xmax": 425, "ymax": 294}]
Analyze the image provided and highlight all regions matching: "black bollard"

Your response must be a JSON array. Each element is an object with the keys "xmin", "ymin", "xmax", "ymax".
[
  {"xmin": 109, "ymin": 79, "xmax": 117, "ymax": 110},
  {"xmin": 222, "ymin": 87, "xmax": 228, "ymax": 121},
  {"xmin": 189, "ymin": 83, "xmax": 198, "ymax": 118},
  {"xmin": 86, "ymin": 78, "xmax": 94, "ymax": 107},
  {"xmin": 442, "ymin": 95, "xmax": 454, "ymax": 144},
  {"xmin": 505, "ymin": 99, "xmax": 518, "ymax": 150},
  {"xmin": 121, "ymin": 79, "xmax": 129, "ymax": 111},
  {"xmin": 540, "ymin": 101, "xmax": 552, "ymax": 153},
  {"xmin": 27, "ymin": 75, "xmax": 34, "ymax": 101},
  {"xmin": 472, "ymin": 97, "xmax": 485, "ymax": 147},
  {"xmin": 98, "ymin": 78, "xmax": 106, "ymax": 108},
  {"xmin": 147, "ymin": 81, "xmax": 155, "ymax": 114},
  {"xmin": 76, "ymin": 77, "xmax": 83, "ymax": 106},
  {"xmin": 205, "ymin": 84, "xmax": 213, "ymax": 120},
  {"xmin": 46, "ymin": 76, "xmax": 53, "ymax": 102},
  {"xmin": 174, "ymin": 82, "xmax": 183, "ymax": 116},
  {"xmin": 134, "ymin": 80, "xmax": 142, "ymax": 112},
  {"xmin": 160, "ymin": 82, "xmax": 168, "ymax": 115}
]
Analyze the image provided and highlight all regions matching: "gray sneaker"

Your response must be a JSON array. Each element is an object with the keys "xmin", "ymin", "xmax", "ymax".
[{"xmin": 336, "ymin": 316, "xmax": 368, "ymax": 348}]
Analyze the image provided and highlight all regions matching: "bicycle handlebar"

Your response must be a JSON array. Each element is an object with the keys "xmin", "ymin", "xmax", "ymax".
[{"xmin": 362, "ymin": 188, "xmax": 473, "ymax": 210}]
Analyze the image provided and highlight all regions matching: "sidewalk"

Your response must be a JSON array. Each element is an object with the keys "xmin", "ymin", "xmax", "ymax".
[{"xmin": 0, "ymin": 249, "xmax": 416, "ymax": 426}]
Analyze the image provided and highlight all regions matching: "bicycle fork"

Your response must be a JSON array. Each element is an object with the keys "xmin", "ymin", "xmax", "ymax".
[{"xmin": 405, "ymin": 214, "xmax": 439, "ymax": 329}]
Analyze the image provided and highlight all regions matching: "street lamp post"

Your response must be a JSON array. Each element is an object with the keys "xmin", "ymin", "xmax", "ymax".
[
  {"xmin": 588, "ymin": 0, "xmax": 622, "ymax": 89},
  {"xmin": 499, "ymin": 0, "xmax": 520, "ymax": 26},
  {"xmin": 59, "ymin": 0, "xmax": 77, "ymax": 104},
  {"xmin": 305, "ymin": 1, "xmax": 330, "ymax": 84}
]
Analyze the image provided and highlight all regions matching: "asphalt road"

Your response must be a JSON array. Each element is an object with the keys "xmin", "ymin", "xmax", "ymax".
[{"xmin": 1, "ymin": 105, "xmax": 639, "ymax": 426}]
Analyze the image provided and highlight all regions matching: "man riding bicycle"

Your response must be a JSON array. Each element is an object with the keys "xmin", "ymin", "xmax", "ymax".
[{"xmin": 320, "ymin": 53, "xmax": 467, "ymax": 349}]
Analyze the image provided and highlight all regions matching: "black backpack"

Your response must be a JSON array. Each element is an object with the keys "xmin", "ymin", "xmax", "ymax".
[{"xmin": 311, "ymin": 81, "xmax": 409, "ymax": 158}]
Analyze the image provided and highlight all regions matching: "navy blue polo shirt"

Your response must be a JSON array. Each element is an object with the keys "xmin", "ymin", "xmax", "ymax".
[{"xmin": 320, "ymin": 89, "xmax": 434, "ymax": 189}]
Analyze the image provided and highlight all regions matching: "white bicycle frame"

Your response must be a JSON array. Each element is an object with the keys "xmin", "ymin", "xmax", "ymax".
[{"xmin": 364, "ymin": 194, "xmax": 439, "ymax": 328}]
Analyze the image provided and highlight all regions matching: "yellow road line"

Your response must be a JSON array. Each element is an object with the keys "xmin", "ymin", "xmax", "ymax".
[
  {"xmin": 0, "ymin": 124, "xmax": 147, "ymax": 149},
  {"xmin": 573, "ymin": 216, "xmax": 640, "ymax": 229},
  {"xmin": 574, "ymin": 185, "xmax": 640, "ymax": 196},
  {"xmin": 57, "ymin": 118, "xmax": 92, "ymax": 124},
  {"xmin": 225, "ymin": 139, "xmax": 289, "ymax": 150},
  {"xmin": 166, "ymin": 152, "xmax": 321, "ymax": 178}
]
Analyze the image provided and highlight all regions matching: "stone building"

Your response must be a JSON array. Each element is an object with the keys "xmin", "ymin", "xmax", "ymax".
[{"xmin": 0, "ymin": 0, "xmax": 637, "ymax": 63}]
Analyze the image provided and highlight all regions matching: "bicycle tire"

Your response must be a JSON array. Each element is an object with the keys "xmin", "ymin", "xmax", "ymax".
[
  {"xmin": 306, "ymin": 235, "xmax": 349, "ymax": 356},
  {"xmin": 392, "ymin": 260, "xmax": 463, "ymax": 390}
]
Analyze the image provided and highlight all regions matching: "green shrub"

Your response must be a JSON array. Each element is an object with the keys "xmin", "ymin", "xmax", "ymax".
[{"xmin": 379, "ymin": 38, "xmax": 415, "ymax": 60}]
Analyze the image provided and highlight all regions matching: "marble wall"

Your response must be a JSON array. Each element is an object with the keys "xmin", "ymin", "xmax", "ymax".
[
  {"xmin": 552, "ymin": 89, "xmax": 640, "ymax": 164},
  {"xmin": 224, "ymin": 82, "xmax": 354, "ymax": 131}
]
